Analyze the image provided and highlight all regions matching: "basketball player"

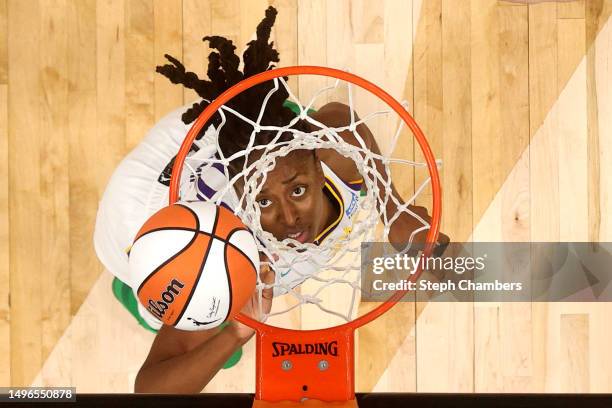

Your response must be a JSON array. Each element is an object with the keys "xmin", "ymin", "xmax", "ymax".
[{"xmin": 93, "ymin": 7, "xmax": 448, "ymax": 393}]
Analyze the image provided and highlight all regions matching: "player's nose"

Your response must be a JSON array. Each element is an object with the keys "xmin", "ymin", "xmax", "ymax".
[{"xmin": 279, "ymin": 202, "xmax": 299, "ymax": 228}]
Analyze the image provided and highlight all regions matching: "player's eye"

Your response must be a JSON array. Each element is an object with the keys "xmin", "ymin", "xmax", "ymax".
[
  {"xmin": 292, "ymin": 186, "xmax": 307, "ymax": 197},
  {"xmin": 258, "ymin": 198, "xmax": 272, "ymax": 208}
]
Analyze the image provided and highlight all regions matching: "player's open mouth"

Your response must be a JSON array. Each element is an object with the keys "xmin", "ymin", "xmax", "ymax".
[{"xmin": 286, "ymin": 230, "xmax": 309, "ymax": 244}]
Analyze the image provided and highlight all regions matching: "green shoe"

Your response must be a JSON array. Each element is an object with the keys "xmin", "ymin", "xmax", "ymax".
[{"xmin": 112, "ymin": 277, "xmax": 158, "ymax": 334}]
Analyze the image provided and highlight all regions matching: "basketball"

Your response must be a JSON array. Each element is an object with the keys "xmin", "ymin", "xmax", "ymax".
[{"xmin": 128, "ymin": 201, "xmax": 259, "ymax": 331}]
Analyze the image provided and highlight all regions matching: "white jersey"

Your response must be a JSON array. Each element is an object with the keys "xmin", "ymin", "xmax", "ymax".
[
  {"xmin": 94, "ymin": 104, "xmax": 363, "ymax": 295},
  {"xmin": 94, "ymin": 105, "xmax": 196, "ymax": 286},
  {"xmin": 312, "ymin": 161, "xmax": 362, "ymax": 244}
]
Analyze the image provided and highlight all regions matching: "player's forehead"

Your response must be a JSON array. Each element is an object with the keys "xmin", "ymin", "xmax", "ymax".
[
  {"xmin": 236, "ymin": 149, "xmax": 316, "ymax": 191},
  {"xmin": 268, "ymin": 150, "xmax": 314, "ymax": 172}
]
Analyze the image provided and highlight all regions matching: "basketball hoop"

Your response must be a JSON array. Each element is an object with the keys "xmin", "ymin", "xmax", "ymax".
[{"xmin": 168, "ymin": 66, "xmax": 441, "ymax": 406}]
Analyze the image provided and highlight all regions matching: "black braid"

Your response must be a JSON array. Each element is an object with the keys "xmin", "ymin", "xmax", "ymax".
[
  {"xmin": 242, "ymin": 6, "xmax": 279, "ymax": 78},
  {"xmin": 156, "ymin": 54, "xmax": 212, "ymax": 94},
  {"xmin": 156, "ymin": 6, "xmax": 305, "ymax": 176},
  {"xmin": 204, "ymin": 35, "xmax": 243, "ymax": 87}
]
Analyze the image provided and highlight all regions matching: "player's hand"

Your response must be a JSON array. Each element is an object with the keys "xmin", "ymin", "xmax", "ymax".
[
  {"xmin": 230, "ymin": 254, "xmax": 275, "ymax": 342},
  {"xmin": 390, "ymin": 205, "xmax": 451, "ymax": 256}
]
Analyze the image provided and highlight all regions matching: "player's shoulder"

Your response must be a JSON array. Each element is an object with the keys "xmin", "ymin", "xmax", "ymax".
[
  {"xmin": 311, "ymin": 102, "xmax": 374, "ymax": 149},
  {"xmin": 317, "ymin": 150, "xmax": 360, "ymax": 186},
  {"xmin": 310, "ymin": 102, "xmax": 366, "ymax": 185},
  {"xmin": 310, "ymin": 102, "xmax": 352, "ymax": 127}
]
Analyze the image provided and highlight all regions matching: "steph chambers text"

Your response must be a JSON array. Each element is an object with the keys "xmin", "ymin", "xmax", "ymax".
[{"xmin": 372, "ymin": 279, "xmax": 523, "ymax": 293}]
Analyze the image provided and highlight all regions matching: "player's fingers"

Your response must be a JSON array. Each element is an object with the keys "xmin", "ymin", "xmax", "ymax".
[
  {"xmin": 257, "ymin": 252, "xmax": 276, "ymax": 302},
  {"xmin": 262, "ymin": 288, "xmax": 274, "ymax": 300},
  {"xmin": 258, "ymin": 252, "xmax": 276, "ymax": 283},
  {"xmin": 434, "ymin": 232, "xmax": 451, "ymax": 257},
  {"xmin": 260, "ymin": 269, "xmax": 274, "ymax": 299},
  {"xmin": 261, "ymin": 264, "xmax": 275, "ymax": 283}
]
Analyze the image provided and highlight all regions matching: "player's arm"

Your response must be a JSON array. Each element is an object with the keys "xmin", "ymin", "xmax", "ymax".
[
  {"xmin": 312, "ymin": 102, "xmax": 449, "ymax": 252},
  {"xmin": 134, "ymin": 321, "xmax": 253, "ymax": 393},
  {"xmin": 134, "ymin": 263, "xmax": 273, "ymax": 393},
  {"xmin": 362, "ymin": 123, "xmax": 449, "ymax": 252}
]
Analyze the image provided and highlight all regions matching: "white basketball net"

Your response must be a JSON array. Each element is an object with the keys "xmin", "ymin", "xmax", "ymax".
[{"xmin": 175, "ymin": 74, "xmax": 440, "ymax": 329}]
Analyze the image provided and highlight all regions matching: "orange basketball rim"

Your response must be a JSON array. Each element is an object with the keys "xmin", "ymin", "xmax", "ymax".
[{"xmin": 169, "ymin": 66, "xmax": 442, "ymax": 407}]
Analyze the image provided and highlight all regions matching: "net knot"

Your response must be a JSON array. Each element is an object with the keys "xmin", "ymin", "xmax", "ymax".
[{"xmin": 301, "ymin": 295, "xmax": 322, "ymax": 304}]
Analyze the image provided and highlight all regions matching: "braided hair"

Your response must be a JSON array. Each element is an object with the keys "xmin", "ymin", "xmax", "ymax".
[{"xmin": 156, "ymin": 6, "xmax": 308, "ymax": 176}]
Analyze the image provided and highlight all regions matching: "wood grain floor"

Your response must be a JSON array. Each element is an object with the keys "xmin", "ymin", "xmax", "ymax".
[{"xmin": 1, "ymin": 0, "xmax": 611, "ymax": 393}]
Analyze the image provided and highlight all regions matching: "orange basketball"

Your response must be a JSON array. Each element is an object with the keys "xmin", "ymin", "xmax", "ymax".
[{"xmin": 128, "ymin": 201, "xmax": 259, "ymax": 331}]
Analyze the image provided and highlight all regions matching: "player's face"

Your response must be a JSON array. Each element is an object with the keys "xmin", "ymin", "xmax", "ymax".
[{"xmin": 249, "ymin": 150, "xmax": 329, "ymax": 244}]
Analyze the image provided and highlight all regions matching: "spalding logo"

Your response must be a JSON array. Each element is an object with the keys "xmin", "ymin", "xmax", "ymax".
[
  {"xmin": 271, "ymin": 341, "xmax": 339, "ymax": 357},
  {"xmin": 147, "ymin": 278, "xmax": 185, "ymax": 320}
]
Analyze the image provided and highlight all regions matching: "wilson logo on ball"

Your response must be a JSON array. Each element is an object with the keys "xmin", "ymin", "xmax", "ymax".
[{"xmin": 147, "ymin": 278, "xmax": 185, "ymax": 320}]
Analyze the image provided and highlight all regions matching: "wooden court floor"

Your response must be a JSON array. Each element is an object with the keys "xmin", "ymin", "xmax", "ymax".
[{"xmin": 1, "ymin": 0, "xmax": 612, "ymax": 393}]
